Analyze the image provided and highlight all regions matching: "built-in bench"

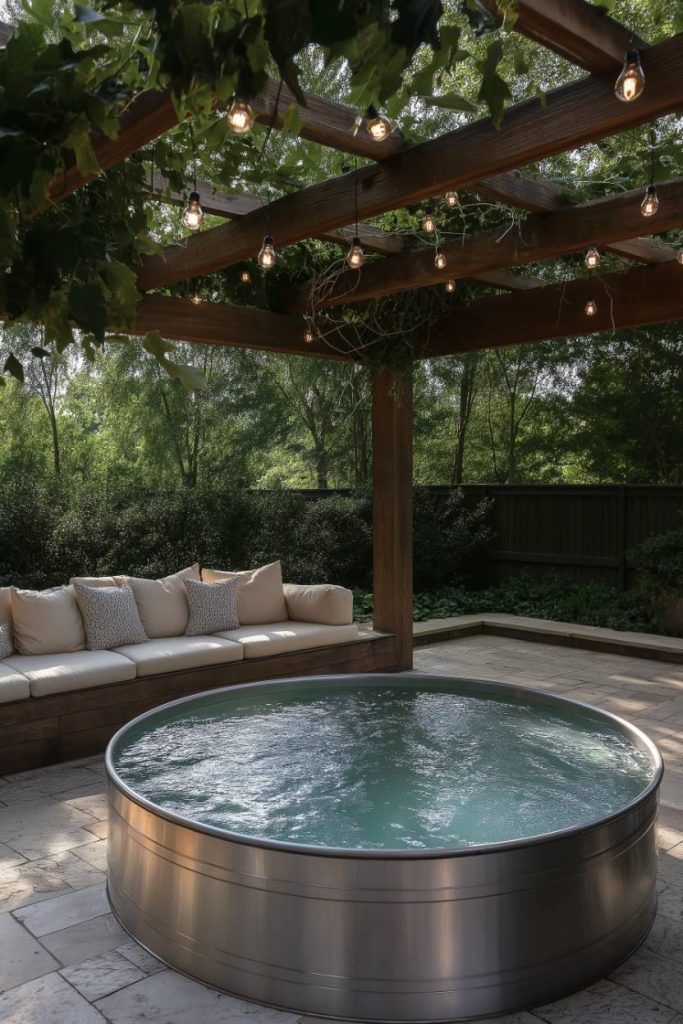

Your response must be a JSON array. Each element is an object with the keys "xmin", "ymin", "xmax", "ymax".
[{"xmin": 0, "ymin": 564, "xmax": 401, "ymax": 772}]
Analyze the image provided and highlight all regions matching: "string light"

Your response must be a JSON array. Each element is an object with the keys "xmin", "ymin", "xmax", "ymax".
[
  {"xmin": 239, "ymin": 269, "xmax": 251, "ymax": 284},
  {"xmin": 258, "ymin": 235, "xmax": 276, "ymax": 269},
  {"xmin": 422, "ymin": 207, "xmax": 436, "ymax": 233},
  {"xmin": 584, "ymin": 296, "xmax": 597, "ymax": 317},
  {"xmin": 347, "ymin": 161, "xmax": 364, "ymax": 269},
  {"xmin": 677, "ymin": 249, "xmax": 683, "ymax": 265},
  {"xmin": 227, "ymin": 98, "xmax": 255, "ymax": 134},
  {"xmin": 445, "ymin": 279, "xmax": 456, "ymax": 293},
  {"xmin": 434, "ymin": 247, "xmax": 447, "ymax": 270},
  {"xmin": 303, "ymin": 322, "xmax": 315, "ymax": 344},
  {"xmin": 445, "ymin": 191, "xmax": 458, "ymax": 208},
  {"xmin": 585, "ymin": 246, "xmax": 600, "ymax": 270},
  {"xmin": 641, "ymin": 183, "xmax": 659, "ymax": 217},
  {"xmin": 190, "ymin": 291, "xmax": 202, "ymax": 305},
  {"xmin": 365, "ymin": 105, "xmax": 391, "ymax": 141},
  {"xmin": 615, "ymin": 50, "xmax": 645, "ymax": 103},
  {"xmin": 347, "ymin": 236, "xmax": 365, "ymax": 269},
  {"xmin": 182, "ymin": 190, "xmax": 203, "ymax": 230}
]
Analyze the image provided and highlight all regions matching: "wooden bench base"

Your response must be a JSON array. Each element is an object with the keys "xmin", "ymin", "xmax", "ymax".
[{"xmin": 0, "ymin": 633, "xmax": 398, "ymax": 775}]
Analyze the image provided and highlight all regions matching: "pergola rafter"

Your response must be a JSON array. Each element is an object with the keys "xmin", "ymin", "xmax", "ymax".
[
  {"xmin": 136, "ymin": 32, "xmax": 683, "ymax": 291},
  {"xmin": 284, "ymin": 178, "xmax": 683, "ymax": 312}
]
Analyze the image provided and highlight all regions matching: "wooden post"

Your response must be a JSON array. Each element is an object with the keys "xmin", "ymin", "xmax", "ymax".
[{"xmin": 372, "ymin": 367, "xmax": 413, "ymax": 670}]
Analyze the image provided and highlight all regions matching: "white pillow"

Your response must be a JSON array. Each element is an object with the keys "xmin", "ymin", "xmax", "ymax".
[
  {"xmin": 202, "ymin": 560, "xmax": 287, "ymax": 625},
  {"xmin": 10, "ymin": 585, "xmax": 85, "ymax": 656},
  {"xmin": 70, "ymin": 575, "xmax": 126, "ymax": 588},
  {"xmin": 124, "ymin": 565, "xmax": 200, "ymax": 638},
  {"xmin": 283, "ymin": 583, "xmax": 353, "ymax": 625}
]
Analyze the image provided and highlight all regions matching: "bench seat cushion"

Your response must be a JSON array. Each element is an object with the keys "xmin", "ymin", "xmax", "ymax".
[
  {"xmin": 216, "ymin": 621, "xmax": 360, "ymax": 659},
  {"xmin": 0, "ymin": 663, "xmax": 30, "ymax": 703},
  {"xmin": 3, "ymin": 651, "xmax": 136, "ymax": 697},
  {"xmin": 113, "ymin": 635, "xmax": 243, "ymax": 677}
]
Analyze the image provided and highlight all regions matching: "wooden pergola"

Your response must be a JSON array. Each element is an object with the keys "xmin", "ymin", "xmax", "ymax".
[{"xmin": 4, "ymin": 1, "xmax": 683, "ymax": 675}]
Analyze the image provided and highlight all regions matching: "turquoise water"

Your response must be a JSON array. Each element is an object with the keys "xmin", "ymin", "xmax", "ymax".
[{"xmin": 112, "ymin": 682, "xmax": 655, "ymax": 851}]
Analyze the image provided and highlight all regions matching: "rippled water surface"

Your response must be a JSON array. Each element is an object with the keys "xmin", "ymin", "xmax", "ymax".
[{"xmin": 112, "ymin": 682, "xmax": 655, "ymax": 850}]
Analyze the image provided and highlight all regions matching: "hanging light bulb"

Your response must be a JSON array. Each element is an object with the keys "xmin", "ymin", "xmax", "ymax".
[
  {"xmin": 365, "ymin": 105, "xmax": 391, "ymax": 142},
  {"xmin": 445, "ymin": 191, "xmax": 458, "ymax": 208},
  {"xmin": 434, "ymin": 247, "xmax": 447, "ymax": 270},
  {"xmin": 641, "ymin": 184, "xmax": 659, "ymax": 217},
  {"xmin": 677, "ymin": 249, "xmax": 683, "ymax": 265},
  {"xmin": 422, "ymin": 207, "xmax": 436, "ymax": 233},
  {"xmin": 346, "ymin": 236, "xmax": 365, "ymax": 270},
  {"xmin": 258, "ymin": 235, "xmax": 276, "ymax": 269},
  {"xmin": 239, "ymin": 269, "xmax": 251, "ymax": 284},
  {"xmin": 190, "ymin": 291, "xmax": 202, "ymax": 305},
  {"xmin": 303, "ymin": 322, "xmax": 315, "ymax": 345},
  {"xmin": 584, "ymin": 297, "xmax": 597, "ymax": 317},
  {"xmin": 615, "ymin": 50, "xmax": 645, "ymax": 103},
  {"xmin": 445, "ymin": 279, "xmax": 456, "ymax": 293},
  {"xmin": 182, "ymin": 191, "xmax": 204, "ymax": 230},
  {"xmin": 227, "ymin": 97, "xmax": 255, "ymax": 134},
  {"xmin": 584, "ymin": 246, "xmax": 600, "ymax": 270}
]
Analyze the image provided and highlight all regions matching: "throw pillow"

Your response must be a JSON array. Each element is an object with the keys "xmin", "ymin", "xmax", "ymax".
[
  {"xmin": 74, "ymin": 582, "xmax": 148, "ymax": 651},
  {"xmin": 184, "ymin": 578, "xmax": 239, "ymax": 636},
  {"xmin": 124, "ymin": 565, "xmax": 200, "ymax": 638},
  {"xmin": 11, "ymin": 586, "xmax": 85, "ymax": 656},
  {"xmin": 201, "ymin": 560, "xmax": 287, "ymax": 625},
  {"xmin": 0, "ymin": 622, "xmax": 13, "ymax": 659}
]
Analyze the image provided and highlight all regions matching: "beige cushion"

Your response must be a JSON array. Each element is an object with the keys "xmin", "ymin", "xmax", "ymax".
[
  {"xmin": 3, "ymin": 650, "xmax": 136, "ymax": 697},
  {"xmin": 283, "ymin": 583, "xmax": 353, "ymax": 625},
  {"xmin": 0, "ymin": 663, "xmax": 30, "ymax": 703},
  {"xmin": 216, "ymin": 620, "xmax": 359, "ymax": 659},
  {"xmin": 112, "ymin": 635, "xmax": 243, "ymax": 677},
  {"xmin": 125, "ymin": 565, "xmax": 200, "ymax": 639},
  {"xmin": 70, "ymin": 575, "xmax": 125, "ymax": 588},
  {"xmin": 202, "ymin": 561, "xmax": 287, "ymax": 625},
  {"xmin": 0, "ymin": 587, "xmax": 11, "ymax": 626},
  {"xmin": 10, "ymin": 586, "xmax": 85, "ymax": 656}
]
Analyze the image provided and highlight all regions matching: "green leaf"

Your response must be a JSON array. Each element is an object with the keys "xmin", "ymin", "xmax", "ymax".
[
  {"xmin": 31, "ymin": 346, "xmax": 50, "ymax": 358},
  {"xmin": 65, "ymin": 129, "xmax": 101, "ymax": 178},
  {"xmin": 69, "ymin": 282, "xmax": 107, "ymax": 341},
  {"xmin": 391, "ymin": 0, "xmax": 443, "ymax": 54},
  {"xmin": 142, "ymin": 331, "xmax": 206, "ymax": 390},
  {"xmin": 264, "ymin": 1, "xmax": 311, "ymax": 103},
  {"xmin": 476, "ymin": 39, "xmax": 512, "ymax": 128},
  {"xmin": 280, "ymin": 101, "xmax": 301, "ymax": 136},
  {"xmin": 3, "ymin": 352, "xmax": 24, "ymax": 382},
  {"xmin": 421, "ymin": 92, "xmax": 475, "ymax": 113}
]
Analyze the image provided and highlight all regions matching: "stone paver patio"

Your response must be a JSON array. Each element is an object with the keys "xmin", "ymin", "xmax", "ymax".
[{"xmin": 0, "ymin": 634, "xmax": 681, "ymax": 1024}]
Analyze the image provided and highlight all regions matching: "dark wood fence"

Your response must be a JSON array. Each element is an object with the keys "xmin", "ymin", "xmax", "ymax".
[
  {"xmin": 439, "ymin": 485, "xmax": 683, "ymax": 589},
  {"xmin": 294, "ymin": 484, "xmax": 683, "ymax": 590}
]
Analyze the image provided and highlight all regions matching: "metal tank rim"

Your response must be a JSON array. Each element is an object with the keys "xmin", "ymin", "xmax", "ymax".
[{"xmin": 104, "ymin": 671, "xmax": 663, "ymax": 860}]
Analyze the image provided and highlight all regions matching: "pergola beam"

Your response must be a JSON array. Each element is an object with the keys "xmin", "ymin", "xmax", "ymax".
[
  {"xmin": 482, "ymin": 0, "xmax": 644, "ymax": 74},
  {"xmin": 284, "ymin": 178, "xmax": 683, "ymax": 311},
  {"xmin": 137, "ymin": 33, "xmax": 683, "ymax": 292},
  {"xmin": 131, "ymin": 295, "xmax": 344, "ymax": 360},
  {"xmin": 424, "ymin": 261, "xmax": 683, "ymax": 357}
]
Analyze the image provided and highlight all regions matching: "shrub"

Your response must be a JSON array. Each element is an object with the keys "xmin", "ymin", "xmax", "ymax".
[{"xmin": 628, "ymin": 528, "xmax": 683, "ymax": 597}]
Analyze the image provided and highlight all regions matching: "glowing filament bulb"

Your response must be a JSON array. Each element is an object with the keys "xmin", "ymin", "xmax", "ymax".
[
  {"xmin": 422, "ymin": 207, "xmax": 436, "ymax": 233},
  {"xmin": 227, "ymin": 98, "xmax": 255, "ymax": 134},
  {"xmin": 445, "ymin": 191, "xmax": 458, "ymax": 208},
  {"xmin": 240, "ymin": 269, "xmax": 251, "ymax": 284},
  {"xmin": 641, "ymin": 184, "xmax": 659, "ymax": 217},
  {"xmin": 347, "ymin": 237, "xmax": 365, "ymax": 269},
  {"xmin": 258, "ymin": 235, "xmax": 276, "ymax": 269},
  {"xmin": 365, "ymin": 105, "xmax": 390, "ymax": 142},
  {"xmin": 615, "ymin": 50, "xmax": 645, "ymax": 103},
  {"xmin": 182, "ymin": 191, "xmax": 203, "ymax": 230},
  {"xmin": 585, "ymin": 246, "xmax": 600, "ymax": 270},
  {"xmin": 190, "ymin": 292, "xmax": 202, "ymax": 305},
  {"xmin": 303, "ymin": 324, "xmax": 315, "ymax": 344},
  {"xmin": 445, "ymin": 279, "xmax": 456, "ymax": 293},
  {"xmin": 434, "ymin": 247, "xmax": 447, "ymax": 270},
  {"xmin": 677, "ymin": 249, "xmax": 683, "ymax": 265},
  {"xmin": 584, "ymin": 297, "xmax": 597, "ymax": 317}
]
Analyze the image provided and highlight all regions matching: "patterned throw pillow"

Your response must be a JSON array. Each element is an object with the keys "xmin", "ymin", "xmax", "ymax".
[
  {"xmin": 0, "ymin": 622, "xmax": 13, "ymax": 659},
  {"xmin": 185, "ymin": 578, "xmax": 239, "ymax": 637},
  {"xmin": 73, "ymin": 582, "xmax": 148, "ymax": 651}
]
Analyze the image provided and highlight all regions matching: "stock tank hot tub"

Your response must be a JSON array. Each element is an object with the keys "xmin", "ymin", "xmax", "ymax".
[{"xmin": 106, "ymin": 674, "xmax": 662, "ymax": 1021}]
